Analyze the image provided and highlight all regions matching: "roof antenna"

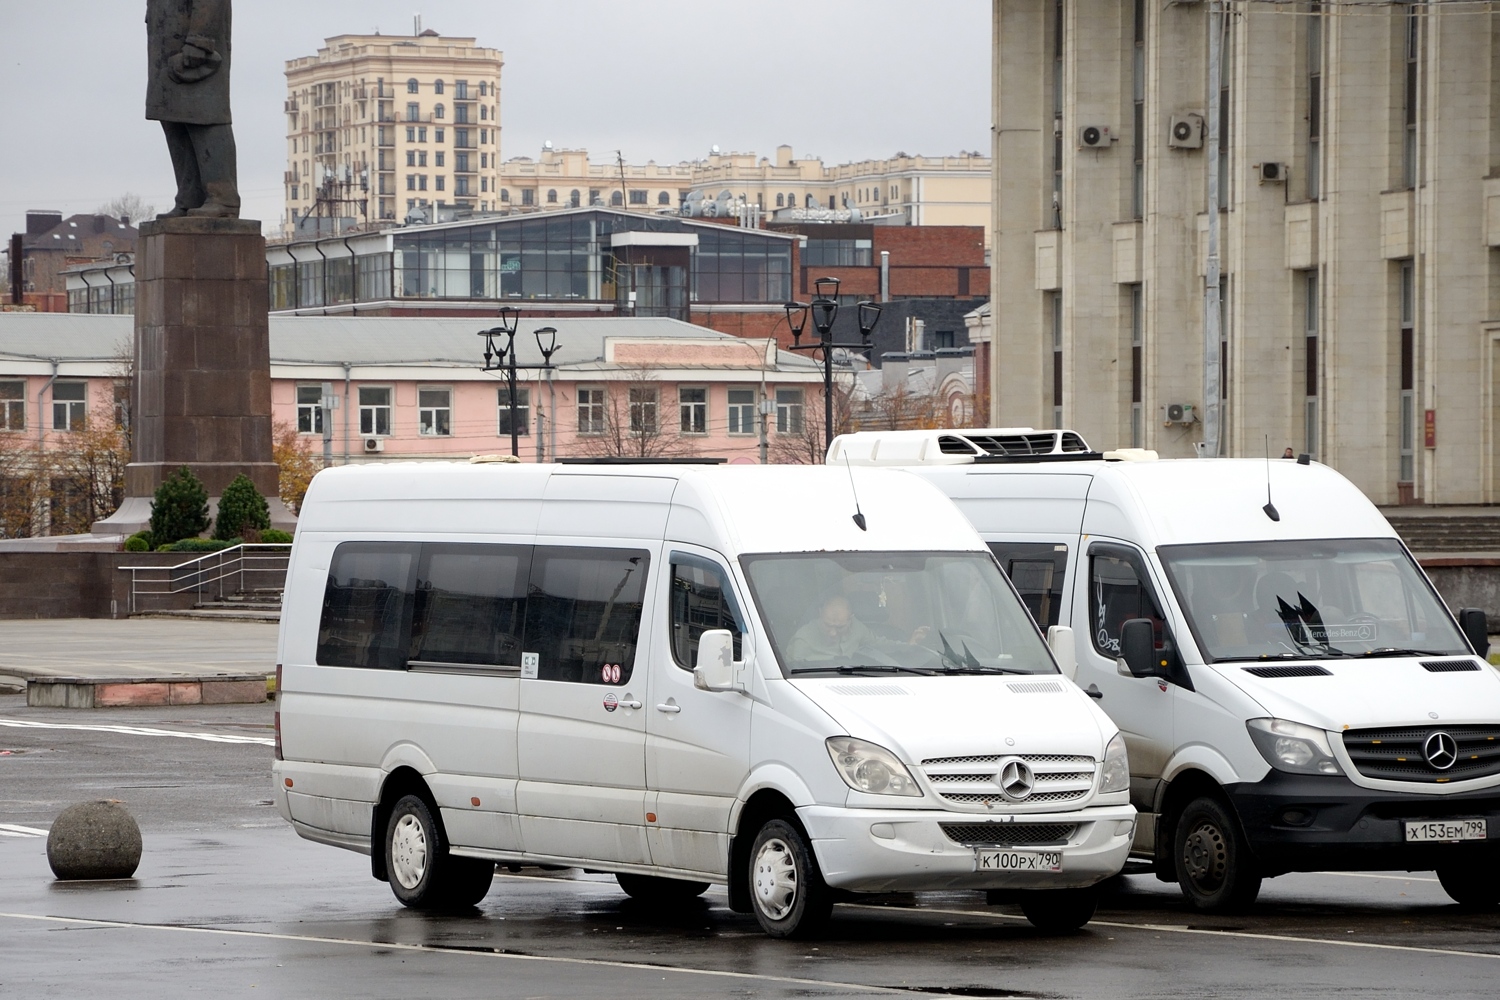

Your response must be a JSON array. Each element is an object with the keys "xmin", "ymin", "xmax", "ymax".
[
  {"xmin": 844, "ymin": 455, "xmax": 867, "ymax": 531},
  {"xmin": 1262, "ymin": 435, "xmax": 1281, "ymax": 522}
]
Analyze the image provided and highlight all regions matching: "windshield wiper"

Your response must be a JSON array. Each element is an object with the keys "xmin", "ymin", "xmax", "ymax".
[
  {"xmin": 1354, "ymin": 647, "xmax": 1458, "ymax": 659},
  {"xmin": 933, "ymin": 665, "xmax": 1031, "ymax": 675},
  {"xmin": 789, "ymin": 664, "xmax": 936, "ymax": 676}
]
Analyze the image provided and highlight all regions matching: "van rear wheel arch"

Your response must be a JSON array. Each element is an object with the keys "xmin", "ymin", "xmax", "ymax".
[{"xmin": 371, "ymin": 767, "xmax": 437, "ymax": 883}]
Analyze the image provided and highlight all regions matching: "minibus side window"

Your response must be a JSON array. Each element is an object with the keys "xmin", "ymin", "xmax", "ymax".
[
  {"xmin": 1089, "ymin": 547, "xmax": 1167, "ymax": 657},
  {"xmin": 669, "ymin": 553, "xmax": 745, "ymax": 669},
  {"xmin": 410, "ymin": 544, "xmax": 531, "ymax": 669},
  {"xmin": 318, "ymin": 543, "xmax": 419, "ymax": 669},
  {"xmin": 987, "ymin": 542, "xmax": 1069, "ymax": 629},
  {"xmin": 524, "ymin": 547, "xmax": 649, "ymax": 684}
]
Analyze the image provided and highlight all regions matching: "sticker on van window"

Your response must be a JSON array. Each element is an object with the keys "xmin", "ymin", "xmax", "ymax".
[
  {"xmin": 600, "ymin": 663, "xmax": 622, "ymax": 684},
  {"xmin": 521, "ymin": 652, "xmax": 539, "ymax": 679}
]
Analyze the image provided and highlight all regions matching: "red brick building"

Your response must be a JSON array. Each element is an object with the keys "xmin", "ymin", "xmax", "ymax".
[{"xmin": 8, "ymin": 211, "xmax": 139, "ymax": 313}]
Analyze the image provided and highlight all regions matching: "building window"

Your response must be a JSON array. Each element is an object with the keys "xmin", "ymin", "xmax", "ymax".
[
  {"xmin": 1307, "ymin": 3, "xmax": 1322, "ymax": 201},
  {"xmin": 359, "ymin": 386, "xmax": 392, "ymax": 437},
  {"xmin": 456, "ymin": 177, "xmax": 471, "ymax": 196},
  {"xmin": 407, "ymin": 175, "xmax": 416, "ymax": 191},
  {"xmin": 418, "ymin": 127, "xmax": 427, "ymax": 142},
  {"xmin": 1050, "ymin": 291, "xmax": 1063, "ymax": 429},
  {"xmin": 435, "ymin": 128, "xmax": 445, "ymax": 143},
  {"xmin": 406, "ymin": 150, "xmax": 416, "ymax": 167},
  {"xmin": 1052, "ymin": 0, "xmax": 1064, "ymax": 228},
  {"xmin": 51, "ymin": 382, "xmax": 86, "ymax": 431},
  {"xmin": 1304, "ymin": 271, "xmax": 1319, "ymax": 458},
  {"xmin": 776, "ymin": 193, "xmax": 785, "ymax": 208},
  {"xmin": 775, "ymin": 388, "xmax": 804, "ymax": 435},
  {"xmin": 500, "ymin": 189, "xmax": 510, "ymax": 203},
  {"xmin": 629, "ymin": 189, "xmax": 648, "ymax": 205},
  {"xmin": 297, "ymin": 385, "xmax": 324, "ymax": 435},
  {"xmin": 454, "ymin": 80, "xmax": 469, "ymax": 100},
  {"xmin": 435, "ymin": 151, "xmax": 445, "ymax": 167},
  {"xmin": 547, "ymin": 189, "xmax": 558, "ymax": 203},
  {"xmin": 629, "ymin": 388, "xmax": 658, "ymax": 435},
  {"xmin": 407, "ymin": 79, "xmax": 419, "ymax": 94},
  {"xmin": 727, "ymin": 388, "xmax": 756, "ymax": 436},
  {"xmin": 802, "ymin": 239, "xmax": 872, "ymax": 267},
  {"xmin": 570, "ymin": 189, "xmax": 581, "ymax": 207},
  {"xmin": 521, "ymin": 189, "xmax": 534, "ymax": 206},
  {"xmin": 1130, "ymin": 285, "xmax": 1143, "ymax": 448},
  {"xmin": 418, "ymin": 388, "xmax": 452, "ymax": 436},
  {"xmin": 455, "ymin": 152, "xmax": 470, "ymax": 172},
  {"xmin": 497, "ymin": 387, "xmax": 531, "ymax": 436},
  {"xmin": 407, "ymin": 102, "xmax": 421, "ymax": 122},
  {"xmin": 434, "ymin": 79, "xmax": 444, "ymax": 95},
  {"xmin": 434, "ymin": 104, "xmax": 445, "ymax": 120},
  {"xmin": 419, "ymin": 175, "xmax": 428, "ymax": 191},
  {"xmin": 480, "ymin": 105, "xmax": 488, "ymax": 120},
  {"xmin": 611, "ymin": 191, "xmax": 624, "ymax": 206},
  {"xmin": 1399, "ymin": 260, "xmax": 1415, "ymax": 483},
  {"xmin": 418, "ymin": 150, "xmax": 428, "ymax": 167},
  {"xmin": 1402, "ymin": 7, "xmax": 1419, "ymax": 189},
  {"xmin": 657, "ymin": 191, "xmax": 671, "ymax": 205},
  {"xmin": 679, "ymin": 387, "xmax": 707, "ymax": 434},
  {"xmin": 435, "ymin": 176, "xmax": 445, "ymax": 191},
  {"xmin": 406, "ymin": 127, "xmax": 416, "ymax": 143},
  {"xmin": 578, "ymin": 387, "xmax": 605, "ymax": 434},
  {"xmin": 0, "ymin": 381, "xmax": 25, "ymax": 431},
  {"xmin": 1131, "ymin": 0, "xmax": 1145, "ymax": 220}
]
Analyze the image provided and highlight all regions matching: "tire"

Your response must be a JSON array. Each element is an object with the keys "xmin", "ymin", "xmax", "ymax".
[
  {"xmin": 747, "ymin": 818, "xmax": 833, "ymax": 939},
  {"xmin": 1173, "ymin": 795, "xmax": 1262, "ymax": 913},
  {"xmin": 616, "ymin": 873, "xmax": 710, "ymax": 905},
  {"xmin": 1438, "ymin": 860, "xmax": 1500, "ymax": 908},
  {"xmin": 1018, "ymin": 886, "xmax": 1099, "ymax": 933},
  {"xmin": 384, "ymin": 794, "xmax": 495, "ymax": 910}
]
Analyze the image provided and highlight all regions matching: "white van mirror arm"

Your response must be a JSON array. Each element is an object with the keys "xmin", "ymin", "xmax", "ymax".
[{"xmin": 1047, "ymin": 625, "xmax": 1076, "ymax": 682}]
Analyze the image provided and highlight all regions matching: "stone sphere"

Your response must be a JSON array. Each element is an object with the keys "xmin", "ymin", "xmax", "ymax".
[{"xmin": 47, "ymin": 801, "xmax": 143, "ymax": 880}]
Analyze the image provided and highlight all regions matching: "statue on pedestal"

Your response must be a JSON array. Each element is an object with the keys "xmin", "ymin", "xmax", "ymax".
[{"xmin": 145, "ymin": 0, "xmax": 241, "ymax": 219}]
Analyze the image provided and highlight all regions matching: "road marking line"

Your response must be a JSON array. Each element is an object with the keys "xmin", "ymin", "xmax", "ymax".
[
  {"xmin": 0, "ymin": 912, "xmax": 1011, "ymax": 997},
  {"xmin": 849, "ymin": 904, "xmax": 1500, "ymax": 961},
  {"xmin": 1314, "ymin": 871, "xmax": 1441, "ymax": 883},
  {"xmin": 0, "ymin": 824, "xmax": 48, "ymax": 837},
  {"xmin": 0, "ymin": 719, "xmax": 273, "ymax": 747}
]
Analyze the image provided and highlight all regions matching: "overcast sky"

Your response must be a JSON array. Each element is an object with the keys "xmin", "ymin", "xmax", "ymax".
[{"xmin": 0, "ymin": 1, "xmax": 989, "ymax": 236}]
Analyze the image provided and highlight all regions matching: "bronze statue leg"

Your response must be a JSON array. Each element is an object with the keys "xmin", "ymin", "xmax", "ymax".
[
  {"xmin": 185, "ymin": 123, "xmax": 241, "ymax": 218},
  {"xmin": 160, "ymin": 121, "xmax": 206, "ymax": 217}
]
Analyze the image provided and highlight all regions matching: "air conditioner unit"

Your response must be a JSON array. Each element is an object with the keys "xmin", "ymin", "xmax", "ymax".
[
  {"xmin": 363, "ymin": 437, "xmax": 385, "ymax": 453},
  {"xmin": 1257, "ymin": 162, "xmax": 1290, "ymax": 184},
  {"xmin": 1168, "ymin": 113, "xmax": 1204, "ymax": 149},
  {"xmin": 1078, "ymin": 125, "xmax": 1110, "ymax": 149},
  {"xmin": 1164, "ymin": 403, "xmax": 1196, "ymax": 425}
]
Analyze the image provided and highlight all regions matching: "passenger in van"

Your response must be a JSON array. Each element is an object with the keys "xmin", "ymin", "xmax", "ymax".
[{"xmin": 789, "ymin": 595, "xmax": 930, "ymax": 664}]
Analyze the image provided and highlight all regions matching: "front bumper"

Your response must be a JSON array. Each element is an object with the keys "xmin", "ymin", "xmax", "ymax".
[
  {"xmin": 1227, "ymin": 770, "xmax": 1500, "ymax": 872},
  {"xmin": 798, "ymin": 803, "xmax": 1136, "ymax": 892}
]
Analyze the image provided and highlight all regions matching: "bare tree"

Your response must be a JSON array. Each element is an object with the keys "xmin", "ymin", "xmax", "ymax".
[
  {"xmin": 47, "ymin": 415, "xmax": 129, "ymax": 534},
  {"xmin": 770, "ymin": 380, "xmax": 854, "ymax": 465},
  {"xmin": 0, "ymin": 433, "xmax": 37, "ymax": 539},
  {"xmin": 578, "ymin": 365, "xmax": 697, "ymax": 460},
  {"xmin": 95, "ymin": 193, "xmax": 155, "ymax": 225}
]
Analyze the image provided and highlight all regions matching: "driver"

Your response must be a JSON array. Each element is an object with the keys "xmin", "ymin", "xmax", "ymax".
[{"xmin": 789, "ymin": 595, "xmax": 930, "ymax": 664}]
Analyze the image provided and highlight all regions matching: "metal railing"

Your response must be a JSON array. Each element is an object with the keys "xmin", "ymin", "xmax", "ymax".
[{"xmin": 120, "ymin": 544, "xmax": 292, "ymax": 615}]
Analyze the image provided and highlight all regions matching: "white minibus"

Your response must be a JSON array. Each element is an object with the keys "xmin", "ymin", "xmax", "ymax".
[
  {"xmin": 831, "ymin": 428, "xmax": 1500, "ymax": 913},
  {"xmin": 272, "ymin": 462, "xmax": 1135, "ymax": 937}
]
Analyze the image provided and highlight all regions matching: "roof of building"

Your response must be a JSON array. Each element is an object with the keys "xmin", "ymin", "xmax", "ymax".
[
  {"xmin": 0, "ymin": 313, "xmax": 821, "ymax": 377},
  {"xmin": 20, "ymin": 214, "xmax": 138, "ymax": 252}
]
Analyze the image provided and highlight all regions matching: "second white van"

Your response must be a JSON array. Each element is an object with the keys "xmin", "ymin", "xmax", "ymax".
[{"xmin": 273, "ymin": 462, "xmax": 1135, "ymax": 937}]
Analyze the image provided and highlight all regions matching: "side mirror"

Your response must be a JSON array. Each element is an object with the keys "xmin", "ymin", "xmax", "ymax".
[
  {"xmin": 1459, "ymin": 608, "xmax": 1490, "ymax": 658},
  {"xmin": 1118, "ymin": 618, "xmax": 1165, "ymax": 679},
  {"xmin": 1047, "ymin": 625, "xmax": 1077, "ymax": 682},
  {"xmin": 693, "ymin": 629, "xmax": 738, "ymax": 691}
]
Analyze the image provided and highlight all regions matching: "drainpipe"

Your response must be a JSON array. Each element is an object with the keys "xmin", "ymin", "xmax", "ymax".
[
  {"xmin": 547, "ymin": 368, "xmax": 557, "ymax": 462},
  {"xmin": 37, "ymin": 360, "xmax": 59, "ymax": 452},
  {"xmin": 342, "ymin": 236, "xmax": 359, "ymax": 315},
  {"xmin": 879, "ymin": 251, "xmax": 890, "ymax": 304},
  {"xmin": 342, "ymin": 363, "xmax": 352, "ymax": 465}
]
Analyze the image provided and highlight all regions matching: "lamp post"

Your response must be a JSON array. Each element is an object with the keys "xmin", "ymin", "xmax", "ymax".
[
  {"xmin": 479, "ymin": 308, "xmax": 562, "ymax": 458},
  {"xmin": 784, "ymin": 276, "xmax": 882, "ymax": 455}
]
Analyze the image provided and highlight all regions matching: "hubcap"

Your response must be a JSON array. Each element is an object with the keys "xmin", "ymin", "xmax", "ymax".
[
  {"xmin": 391, "ymin": 813, "xmax": 428, "ymax": 890},
  {"xmin": 1182, "ymin": 821, "xmax": 1228, "ymax": 892},
  {"xmin": 752, "ymin": 837, "xmax": 799, "ymax": 921}
]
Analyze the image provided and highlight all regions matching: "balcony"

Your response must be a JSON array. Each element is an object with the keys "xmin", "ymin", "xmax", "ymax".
[{"xmin": 284, "ymin": 99, "xmax": 299, "ymax": 113}]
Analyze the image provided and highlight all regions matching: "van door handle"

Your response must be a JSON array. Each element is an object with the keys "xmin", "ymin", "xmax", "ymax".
[
  {"xmin": 1085, "ymin": 684, "xmax": 1104, "ymax": 699},
  {"xmin": 656, "ymin": 702, "xmax": 682, "ymax": 714},
  {"xmin": 620, "ymin": 699, "xmax": 643, "ymax": 710}
]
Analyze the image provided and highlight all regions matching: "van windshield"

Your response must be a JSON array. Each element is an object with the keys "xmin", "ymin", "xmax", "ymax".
[
  {"xmin": 740, "ymin": 551, "xmax": 1058, "ymax": 677},
  {"xmin": 1158, "ymin": 538, "xmax": 1469, "ymax": 663}
]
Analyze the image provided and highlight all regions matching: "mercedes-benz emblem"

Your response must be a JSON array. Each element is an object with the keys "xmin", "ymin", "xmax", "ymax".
[
  {"xmin": 997, "ymin": 758, "xmax": 1035, "ymax": 801},
  {"xmin": 1423, "ymin": 731, "xmax": 1458, "ymax": 771}
]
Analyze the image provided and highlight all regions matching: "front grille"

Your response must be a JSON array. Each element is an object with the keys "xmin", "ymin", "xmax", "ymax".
[
  {"xmin": 1343, "ymin": 725, "xmax": 1500, "ymax": 782},
  {"xmin": 921, "ymin": 753, "xmax": 1097, "ymax": 811},
  {"xmin": 941, "ymin": 823, "xmax": 1077, "ymax": 847}
]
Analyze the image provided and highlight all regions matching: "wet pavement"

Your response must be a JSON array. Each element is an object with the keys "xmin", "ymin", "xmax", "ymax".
[
  {"xmin": 0, "ymin": 617, "xmax": 277, "ymax": 686},
  {"xmin": 2, "ymin": 691, "xmax": 1499, "ymax": 999}
]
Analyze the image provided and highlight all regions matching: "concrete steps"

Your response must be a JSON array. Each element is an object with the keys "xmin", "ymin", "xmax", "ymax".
[
  {"xmin": 136, "ymin": 591, "xmax": 282, "ymax": 623},
  {"xmin": 1385, "ymin": 514, "xmax": 1500, "ymax": 553}
]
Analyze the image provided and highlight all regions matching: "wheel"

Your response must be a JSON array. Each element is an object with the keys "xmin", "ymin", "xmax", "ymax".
[
  {"xmin": 747, "ymin": 818, "xmax": 833, "ymax": 939},
  {"xmin": 1173, "ymin": 795, "xmax": 1262, "ymax": 913},
  {"xmin": 1438, "ymin": 860, "xmax": 1500, "ymax": 908},
  {"xmin": 384, "ymin": 794, "xmax": 495, "ymax": 910},
  {"xmin": 1018, "ymin": 886, "xmax": 1099, "ymax": 933},
  {"xmin": 616, "ymin": 873, "xmax": 710, "ymax": 905}
]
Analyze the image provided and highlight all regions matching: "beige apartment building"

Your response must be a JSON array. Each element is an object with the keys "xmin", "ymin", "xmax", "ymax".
[
  {"xmin": 991, "ymin": 0, "xmax": 1500, "ymax": 506},
  {"xmin": 284, "ymin": 31, "xmax": 503, "ymax": 234},
  {"xmin": 497, "ymin": 145, "xmax": 695, "ymax": 213}
]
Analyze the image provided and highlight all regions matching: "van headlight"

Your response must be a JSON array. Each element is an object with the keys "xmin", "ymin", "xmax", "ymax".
[
  {"xmin": 1100, "ymin": 732, "xmax": 1130, "ymax": 794},
  {"xmin": 826, "ymin": 737, "xmax": 923, "ymax": 797},
  {"xmin": 1247, "ymin": 718, "xmax": 1343, "ymax": 776}
]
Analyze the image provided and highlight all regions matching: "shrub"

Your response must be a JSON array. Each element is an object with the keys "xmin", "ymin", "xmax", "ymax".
[
  {"xmin": 167, "ymin": 538, "xmax": 239, "ymax": 553},
  {"xmin": 149, "ymin": 467, "xmax": 210, "ymax": 547},
  {"xmin": 125, "ymin": 530, "xmax": 154, "ymax": 549},
  {"xmin": 123, "ymin": 534, "xmax": 151, "ymax": 552},
  {"xmin": 214, "ymin": 474, "xmax": 271, "ymax": 541},
  {"xmin": 261, "ymin": 529, "xmax": 294, "ymax": 544}
]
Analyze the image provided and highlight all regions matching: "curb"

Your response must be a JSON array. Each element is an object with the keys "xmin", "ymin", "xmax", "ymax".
[{"xmin": 26, "ymin": 674, "xmax": 273, "ymax": 709}]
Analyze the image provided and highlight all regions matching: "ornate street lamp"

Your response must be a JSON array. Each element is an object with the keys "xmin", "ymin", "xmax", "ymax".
[
  {"xmin": 784, "ymin": 276, "xmax": 882, "ymax": 455},
  {"xmin": 479, "ymin": 309, "xmax": 562, "ymax": 458}
]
